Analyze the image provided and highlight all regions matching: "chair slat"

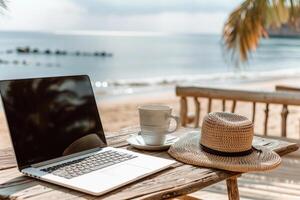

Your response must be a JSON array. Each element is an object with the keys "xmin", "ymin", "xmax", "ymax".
[
  {"xmin": 180, "ymin": 97, "xmax": 188, "ymax": 126},
  {"xmin": 208, "ymin": 98, "xmax": 212, "ymax": 113},
  {"xmin": 252, "ymin": 102, "xmax": 256, "ymax": 122},
  {"xmin": 231, "ymin": 100, "xmax": 236, "ymax": 113},
  {"xmin": 222, "ymin": 99, "xmax": 226, "ymax": 112},
  {"xmin": 281, "ymin": 105, "xmax": 289, "ymax": 137},
  {"xmin": 264, "ymin": 104, "xmax": 269, "ymax": 136},
  {"xmin": 194, "ymin": 97, "xmax": 200, "ymax": 128}
]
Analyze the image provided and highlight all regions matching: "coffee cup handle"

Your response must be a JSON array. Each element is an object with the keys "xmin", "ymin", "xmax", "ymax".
[{"xmin": 167, "ymin": 115, "xmax": 180, "ymax": 133}]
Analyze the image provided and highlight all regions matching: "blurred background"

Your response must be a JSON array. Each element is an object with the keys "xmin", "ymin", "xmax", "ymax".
[{"xmin": 1, "ymin": 0, "xmax": 300, "ymax": 100}]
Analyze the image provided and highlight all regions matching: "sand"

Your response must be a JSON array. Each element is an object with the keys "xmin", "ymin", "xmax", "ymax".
[{"xmin": 1, "ymin": 77, "xmax": 300, "ymax": 149}]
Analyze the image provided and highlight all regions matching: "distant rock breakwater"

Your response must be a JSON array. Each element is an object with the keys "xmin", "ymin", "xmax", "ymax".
[
  {"xmin": 5, "ymin": 46, "xmax": 113, "ymax": 57},
  {"xmin": 0, "ymin": 58, "xmax": 60, "ymax": 68},
  {"xmin": 0, "ymin": 46, "xmax": 113, "ymax": 67}
]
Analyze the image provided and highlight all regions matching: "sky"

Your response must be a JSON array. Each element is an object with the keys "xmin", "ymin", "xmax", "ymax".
[{"xmin": 0, "ymin": 0, "xmax": 242, "ymax": 34}]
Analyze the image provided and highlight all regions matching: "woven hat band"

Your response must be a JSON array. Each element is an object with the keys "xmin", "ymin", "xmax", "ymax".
[{"xmin": 200, "ymin": 144, "xmax": 253, "ymax": 157}]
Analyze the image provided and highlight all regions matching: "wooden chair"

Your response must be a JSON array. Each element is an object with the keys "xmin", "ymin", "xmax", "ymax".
[
  {"xmin": 176, "ymin": 85, "xmax": 300, "ymax": 199},
  {"xmin": 176, "ymin": 86, "xmax": 300, "ymax": 139}
]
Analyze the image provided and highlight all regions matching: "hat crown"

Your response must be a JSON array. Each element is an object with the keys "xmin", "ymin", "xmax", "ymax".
[{"xmin": 201, "ymin": 112, "xmax": 254, "ymax": 153}]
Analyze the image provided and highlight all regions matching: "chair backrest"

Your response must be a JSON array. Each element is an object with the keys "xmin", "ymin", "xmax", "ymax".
[{"xmin": 176, "ymin": 86, "xmax": 300, "ymax": 138}]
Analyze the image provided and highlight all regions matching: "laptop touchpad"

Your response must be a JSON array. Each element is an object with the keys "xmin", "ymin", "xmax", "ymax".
[{"xmin": 103, "ymin": 163, "xmax": 150, "ymax": 181}]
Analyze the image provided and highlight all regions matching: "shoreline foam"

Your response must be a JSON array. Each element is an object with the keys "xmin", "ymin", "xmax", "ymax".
[{"xmin": 93, "ymin": 68, "xmax": 300, "ymax": 98}]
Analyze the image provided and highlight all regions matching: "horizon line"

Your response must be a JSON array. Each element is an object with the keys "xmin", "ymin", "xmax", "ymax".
[{"xmin": 0, "ymin": 29, "xmax": 222, "ymax": 37}]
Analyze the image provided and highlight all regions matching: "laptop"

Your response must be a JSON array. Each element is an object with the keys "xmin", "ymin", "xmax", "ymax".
[{"xmin": 0, "ymin": 75, "xmax": 176, "ymax": 196}]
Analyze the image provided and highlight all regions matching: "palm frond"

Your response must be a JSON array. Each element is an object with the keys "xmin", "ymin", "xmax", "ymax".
[
  {"xmin": 223, "ymin": 0, "xmax": 300, "ymax": 64},
  {"xmin": 0, "ymin": 0, "xmax": 7, "ymax": 14}
]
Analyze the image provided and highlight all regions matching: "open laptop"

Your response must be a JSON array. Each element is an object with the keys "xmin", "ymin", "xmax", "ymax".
[{"xmin": 0, "ymin": 75, "xmax": 176, "ymax": 196}]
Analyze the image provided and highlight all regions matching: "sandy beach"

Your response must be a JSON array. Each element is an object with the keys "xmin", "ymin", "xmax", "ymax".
[{"xmin": 1, "ymin": 77, "xmax": 300, "ymax": 149}]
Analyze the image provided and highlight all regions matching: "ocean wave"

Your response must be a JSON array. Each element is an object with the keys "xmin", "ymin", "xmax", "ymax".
[{"xmin": 93, "ymin": 68, "xmax": 300, "ymax": 89}]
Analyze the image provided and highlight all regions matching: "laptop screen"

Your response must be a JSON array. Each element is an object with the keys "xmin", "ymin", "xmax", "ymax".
[{"xmin": 0, "ymin": 75, "xmax": 107, "ymax": 169}]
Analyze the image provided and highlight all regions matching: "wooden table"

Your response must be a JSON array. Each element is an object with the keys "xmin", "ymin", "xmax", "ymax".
[{"xmin": 0, "ymin": 127, "xmax": 298, "ymax": 200}]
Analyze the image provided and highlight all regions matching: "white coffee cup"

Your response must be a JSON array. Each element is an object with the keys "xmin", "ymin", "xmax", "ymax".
[{"xmin": 138, "ymin": 104, "xmax": 180, "ymax": 146}]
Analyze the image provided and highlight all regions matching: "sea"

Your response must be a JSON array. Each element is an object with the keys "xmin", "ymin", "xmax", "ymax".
[{"xmin": 0, "ymin": 30, "xmax": 300, "ymax": 100}]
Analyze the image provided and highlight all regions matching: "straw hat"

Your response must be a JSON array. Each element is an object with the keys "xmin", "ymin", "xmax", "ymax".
[{"xmin": 168, "ymin": 112, "xmax": 281, "ymax": 172}]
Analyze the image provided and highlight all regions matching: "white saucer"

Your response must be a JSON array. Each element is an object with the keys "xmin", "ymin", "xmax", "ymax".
[{"xmin": 127, "ymin": 133, "xmax": 178, "ymax": 151}]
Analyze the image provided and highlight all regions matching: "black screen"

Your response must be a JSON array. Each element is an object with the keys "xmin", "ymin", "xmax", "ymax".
[{"xmin": 0, "ymin": 75, "xmax": 107, "ymax": 169}]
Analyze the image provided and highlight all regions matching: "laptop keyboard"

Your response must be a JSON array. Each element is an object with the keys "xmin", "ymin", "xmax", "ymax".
[{"xmin": 41, "ymin": 150, "xmax": 137, "ymax": 179}]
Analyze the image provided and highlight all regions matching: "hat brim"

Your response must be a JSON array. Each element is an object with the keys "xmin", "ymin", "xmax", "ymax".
[{"xmin": 168, "ymin": 131, "xmax": 281, "ymax": 172}]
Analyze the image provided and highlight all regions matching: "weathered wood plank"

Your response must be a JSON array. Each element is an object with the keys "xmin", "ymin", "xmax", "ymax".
[
  {"xmin": 0, "ymin": 165, "xmax": 228, "ymax": 200},
  {"xmin": 101, "ymin": 166, "xmax": 232, "ymax": 200},
  {"xmin": 1, "ymin": 135, "xmax": 295, "ymax": 172},
  {"xmin": 275, "ymin": 85, "xmax": 300, "ymax": 93},
  {"xmin": 0, "ymin": 129, "xmax": 298, "ymax": 200},
  {"xmin": 173, "ymin": 196, "xmax": 200, "ymax": 200},
  {"xmin": 0, "ymin": 148, "xmax": 16, "ymax": 170}
]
